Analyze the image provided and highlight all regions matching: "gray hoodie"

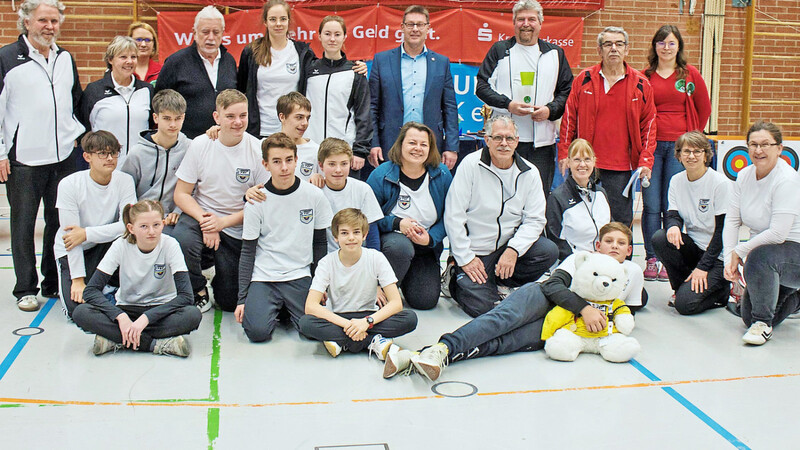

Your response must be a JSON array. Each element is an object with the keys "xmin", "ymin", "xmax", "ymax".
[{"xmin": 120, "ymin": 130, "xmax": 190, "ymax": 215}]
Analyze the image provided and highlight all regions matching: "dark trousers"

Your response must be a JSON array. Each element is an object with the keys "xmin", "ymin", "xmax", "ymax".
[
  {"xmin": 651, "ymin": 230, "xmax": 729, "ymax": 315},
  {"xmin": 72, "ymin": 303, "xmax": 202, "ymax": 352},
  {"xmin": 242, "ymin": 277, "xmax": 311, "ymax": 342},
  {"xmin": 57, "ymin": 243, "xmax": 114, "ymax": 317},
  {"xmin": 380, "ymin": 232, "xmax": 442, "ymax": 310},
  {"xmin": 440, "ymin": 282, "xmax": 550, "ymax": 362},
  {"xmin": 452, "ymin": 236, "xmax": 559, "ymax": 318},
  {"xmin": 597, "ymin": 168, "xmax": 634, "ymax": 228},
  {"xmin": 299, "ymin": 310, "xmax": 418, "ymax": 352},
  {"xmin": 741, "ymin": 242, "xmax": 800, "ymax": 327},
  {"xmin": 7, "ymin": 155, "xmax": 76, "ymax": 298},
  {"xmin": 516, "ymin": 142, "xmax": 556, "ymax": 196},
  {"xmin": 171, "ymin": 214, "xmax": 242, "ymax": 311}
]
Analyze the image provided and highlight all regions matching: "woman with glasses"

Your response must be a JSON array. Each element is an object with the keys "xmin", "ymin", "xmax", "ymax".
[
  {"xmin": 128, "ymin": 22, "xmax": 161, "ymax": 84},
  {"xmin": 546, "ymin": 139, "xmax": 611, "ymax": 262},
  {"xmin": 652, "ymin": 131, "xmax": 731, "ymax": 315},
  {"xmin": 303, "ymin": 15, "xmax": 372, "ymax": 177},
  {"xmin": 79, "ymin": 36, "xmax": 153, "ymax": 168},
  {"xmin": 723, "ymin": 121, "xmax": 800, "ymax": 345},
  {"xmin": 366, "ymin": 122, "xmax": 452, "ymax": 310},
  {"xmin": 54, "ymin": 131, "xmax": 137, "ymax": 318},
  {"xmin": 641, "ymin": 25, "xmax": 711, "ymax": 282}
]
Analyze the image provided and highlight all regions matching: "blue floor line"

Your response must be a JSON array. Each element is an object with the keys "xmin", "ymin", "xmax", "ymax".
[
  {"xmin": 629, "ymin": 359, "xmax": 750, "ymax": 450},
  {"xmin": 0, "ymin": 298, "xmax": 56, "ymax": 382}
]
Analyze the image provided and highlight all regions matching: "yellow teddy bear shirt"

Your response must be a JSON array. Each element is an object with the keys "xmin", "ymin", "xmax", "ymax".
[{"xmin": 541, "ymin": 299, "xmax": 631, "ymax": 340}]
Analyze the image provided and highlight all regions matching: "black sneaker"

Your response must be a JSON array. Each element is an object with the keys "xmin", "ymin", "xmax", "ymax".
[{"xmin": 194, "ymin": 290, "xmax": 211, "ymax": 313}]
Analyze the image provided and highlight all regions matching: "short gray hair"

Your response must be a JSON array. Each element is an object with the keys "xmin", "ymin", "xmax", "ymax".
[
  {"xmin": 597, "ymin": 26, "xmax": 628, "ymax": 47},
  {"xmin": 194, "ymin": 5, "xmax": 225, "ymax": 30},
  {"xmin": 104, "ymin": 36, "xmax": 137, "ymax": 69},
  {"xmin": 512, "ymin": 0, "xmax": 543, "ymax": 24},
  {"xmin": 486, "ymin": 116, "xmax": 519, "ymax": 137},
  {"xmin": 17, "ymin": 0, "xmax": 65, "ymax": 34}
]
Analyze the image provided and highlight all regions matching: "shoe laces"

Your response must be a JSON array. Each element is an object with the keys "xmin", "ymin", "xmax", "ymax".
[{"xmin": 368, "ymin": 335, "xmax": 389, "ymax": 360}]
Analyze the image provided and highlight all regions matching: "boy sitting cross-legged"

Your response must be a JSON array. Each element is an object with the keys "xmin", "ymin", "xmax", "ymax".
[{"xmin": 299, "ymin": 208, "xmax": 418, "ymax": 358}]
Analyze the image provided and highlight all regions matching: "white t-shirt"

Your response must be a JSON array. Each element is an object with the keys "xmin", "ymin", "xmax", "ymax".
[
  {"xmin": 557, "ymin": 253, "xmax": 645, "ymax": 307},
  {"xmin": 310, "ymin": 248, "xmax": 398, "ymax": 313},
  {"xmin": 257, "ymin": 44, "xmax": 300, "ymax": 136},
  {"xmin": 738, "ymin": 161, "xmax": 800, "ymax": 242},
  {"xmin": 295, "ymin": 139, "xmax": 321, "ymax": 182},
  {"xmin": 54, "ymin": 170, "xmax": 137, "ymax": 278},
  {"xmin": 97, "ymin": 235, "xmax": 187, "ymax": 307},
  {"xmin": 390, "ymin": 174, "xmax": 438, "ymax": 230},
  {"xmin": 322, "ymin": 179, "xmax": 384, "ymax": 252},
  {"xmin": 668, "ymin": 169, "xmax": 731, "ymax": 253},
  {"xmin": 490, "ymin": 162, "xmax": 519, "ymax": 201},
  {"xmin": 242, "ymin": 180, "xmax": 333, "ymax": 282},
  {"xmin": 175, "ymin": 134, "xmax": 269, "ymax": 239}
]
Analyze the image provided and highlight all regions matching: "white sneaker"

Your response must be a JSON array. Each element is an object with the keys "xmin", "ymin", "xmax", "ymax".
[
  {"xmin": 367, "ymin": 334, "xmax": 393, "ymax": 361},
  {"xmin": 412, "ymin": 342, "xmax": 449, "ymax": 381},
  {"xmin": 92, "ymin": 335, "xmax": 123, "ymax": 356},
  {"xmin": 324, "ymin": 341, "xmax": 342, "ymax": 357},
  {"xmin": 153, "ymin": 336, "xmax": 190, "ymax": 357},
  {"xmin": 742, "ymin": 321, "xmax": 772, "ymax": 345},
  {"xmin": 383, "ymin": 349, "xmax": 417, "ymax": 379},
  {"xmin": 17, "ymin": 295, "xmax": 40, "ymax": 312},
  {"xmin": 440, "ymin": 261, "xmax": 456, "ymax": 298}
]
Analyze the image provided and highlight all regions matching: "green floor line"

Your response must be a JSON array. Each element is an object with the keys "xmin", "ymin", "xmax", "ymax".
[
  {"xmin": 135, "ymin": 397, "xmax": 212, "ymax": 403},
  {"xmin": 207, "ymin": 309, "xmax": 223, "ymax": 448}
]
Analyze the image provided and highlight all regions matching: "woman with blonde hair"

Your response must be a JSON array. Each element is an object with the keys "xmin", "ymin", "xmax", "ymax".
[{"xmin": 128, "ymin": 22, "xmax": 161, "ymax": 84}]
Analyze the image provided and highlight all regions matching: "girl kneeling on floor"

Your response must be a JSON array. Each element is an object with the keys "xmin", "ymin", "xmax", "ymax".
[{"xmin": 72, "ymin": 200, "xmax": 202, "ymax": 357}]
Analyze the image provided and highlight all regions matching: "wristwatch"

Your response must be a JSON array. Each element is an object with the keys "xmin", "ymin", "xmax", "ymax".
[{"xmin": 366, "ymin": 316, "xmax": 375, "ymax": 329}]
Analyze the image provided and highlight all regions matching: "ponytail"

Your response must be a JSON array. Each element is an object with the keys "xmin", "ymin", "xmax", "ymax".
[{"xmin": 122, "ymin": 200, "xmax": 165, "ymax": 244}]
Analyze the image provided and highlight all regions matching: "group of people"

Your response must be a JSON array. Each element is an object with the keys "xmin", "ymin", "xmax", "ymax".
[{"xmin": 2, "ymin": 0, "xmax": 799, "ymax": 372}]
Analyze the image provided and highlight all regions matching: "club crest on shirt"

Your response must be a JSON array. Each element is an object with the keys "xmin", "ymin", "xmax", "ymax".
[
  {"xmin": 235, "ymin": 168, "xmax": 251, "ymax": 183},
  {"xmin": 398, "ymin": 194, "xmax": 411, "ymax": 210},
  {"xmin": 300, "ymin": 208, "xmax": 314, "ymax": 224},
  {"xmin": 698, "ymin": 198, "xmax": 710, "ymax": 212},
  {"xmin": 300, "ymin": 162, "xmax": 314, "ymax": 176},
  {"xmin": 286, "ymin": 62, "xmax": 298, "ymax": 74},
  {"xmin": 153, "ymin": 264, "xmax": 166, "ymax": 279}
]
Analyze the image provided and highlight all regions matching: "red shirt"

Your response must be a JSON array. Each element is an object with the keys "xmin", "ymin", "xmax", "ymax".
[
  {"xmin": 650, "ymin": 71, "xmax": 689, "ymax": 141},
  {"xmin": 135, "ymin": 59, "xmax": 162, "ymax": 84},
  {"xmin": 593, "ymin": 77, "xmax": 632, "ymax": 171}
]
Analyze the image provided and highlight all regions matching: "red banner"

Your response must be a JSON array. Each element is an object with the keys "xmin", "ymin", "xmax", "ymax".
[
  {"xmin": 158, "ymin": 6, "xmax": 583, "ymax": 66},
  {"xmin": 163, "ymin": 1, "xmax": 602, "ymax": 11}
]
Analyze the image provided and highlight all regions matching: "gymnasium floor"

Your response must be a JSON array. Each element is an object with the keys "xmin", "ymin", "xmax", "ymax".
[{"xmin": 0, "ymin": 185, "xmax": 798, "ymax": 450}]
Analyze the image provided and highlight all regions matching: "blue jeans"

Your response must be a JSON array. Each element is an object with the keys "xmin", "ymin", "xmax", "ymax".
[
  {"xmin": 440, "ymin": 282, "xmax": 551, "ymax": 362},
  {"xmin": 642, "ymin": 140, "xmax": 685, "ymax": 259}
]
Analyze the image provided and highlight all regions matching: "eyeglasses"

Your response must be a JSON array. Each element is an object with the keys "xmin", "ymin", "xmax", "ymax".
[
  {"xmin": 92, "ymin": 150, "xmax": 120, "ymax": 159},
  {"xmin": 133, "ymin": 38, "xmax": 153, "ymax": 44},
  {"xmin": 571, "ymin": 157, "xmax": 594, "ymax": 165},
  {"xmin": 600, "ymin": 41, "xmax": 627, "ymax": 49},
  {"xmin": 403, "ymin": 22, "xmax": 429, "ymax": 29},
  {"xmin": 656, "ymin": 41, "xmax": 678, "ymax": 49},
  {"xmin": 488, "ymin": 135, "xmax": 518, "ymax": 144},
  {"xmin": 680, "ymin": 149, "xmax": 705, "ymax": 156},
  {"xmin": 747, "ymin": 142, "xmax": 779, "ymax": 150}
]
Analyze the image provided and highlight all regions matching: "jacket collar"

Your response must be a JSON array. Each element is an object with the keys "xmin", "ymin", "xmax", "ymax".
[{"xmin": 321, "ymin": 51, "xmax": 349, "ymax": 67}]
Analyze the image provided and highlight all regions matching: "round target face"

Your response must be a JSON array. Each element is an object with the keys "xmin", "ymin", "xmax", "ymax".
[
  {"xmin": 780, "ymin": 146, "xmax": 798, "ymax": 170},
  {"xmin": 722, "ymin": 146, "xmax": 751, "ymax": 180}
]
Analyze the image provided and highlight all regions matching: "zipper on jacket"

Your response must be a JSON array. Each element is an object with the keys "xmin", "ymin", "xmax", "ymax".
[
  {"xmin": 41, "ymin": 52, "xmax": 63, "ymax": 161},
  {"xmin": 159, "ymin": 148, "xmax": 171, "ymax": 201},
  {"xmin": 323, "ymin": 73, "xmax": 332, "ymax": 138},
  {"xmin": 480, "ymin": 161, "xmax": 524, "ymax": 250}
]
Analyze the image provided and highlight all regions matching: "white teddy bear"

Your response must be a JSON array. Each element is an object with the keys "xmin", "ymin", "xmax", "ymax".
[{"xmin": 541, "ymin": 251, "xmax": 641, "ymax": 363}]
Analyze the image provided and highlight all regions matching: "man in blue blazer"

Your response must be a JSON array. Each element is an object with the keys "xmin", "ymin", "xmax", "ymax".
[{"xmin": 368, "ymin": 5, "xmax": 459, "ymax": 171}]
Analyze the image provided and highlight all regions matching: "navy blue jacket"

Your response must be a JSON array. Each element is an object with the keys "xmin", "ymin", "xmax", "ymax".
[
  {"xmin": 369, "ymin": 47, "xmax": 459, "ymax": 155},
  {"xmin": 366, "ymin": 161, "xmax": 452, "ymax": 257}
]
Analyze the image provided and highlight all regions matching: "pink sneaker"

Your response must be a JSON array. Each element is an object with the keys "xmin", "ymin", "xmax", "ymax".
[
  {"xmin": 658, "ymin": 264, "xmax": 669, "ymax": 282},
  {"xmin": 644, "ymin": 258, "xmax": 659, "ymax": 281}
]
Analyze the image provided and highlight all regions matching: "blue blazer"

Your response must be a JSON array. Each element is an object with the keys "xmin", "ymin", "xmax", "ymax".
[
  {"xmin": 366, "ymin": 161, "xmax": 453, "ymax": 257},
  {"xmin": 369, "ymin": 46, "xmax": 459, "ymax": 156}
]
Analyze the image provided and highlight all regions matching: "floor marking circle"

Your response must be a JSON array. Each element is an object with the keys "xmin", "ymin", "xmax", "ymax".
[
  {"xmin": 431, "ymin": 381, "xmax": 478, "ymax": 398},
  {"xmin": 12, "ymin": 327, "xmax": 44, "ymax": 337}
]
